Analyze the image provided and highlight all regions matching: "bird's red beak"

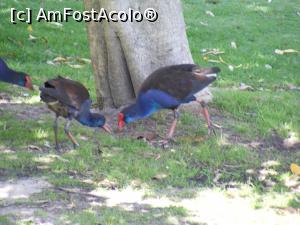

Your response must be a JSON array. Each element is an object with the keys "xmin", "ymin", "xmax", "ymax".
[
  {"xmin": 102, "ymin": 123, "xmax": 112, "ymax": 134},
  {"xmin": 118, "ymin": 113, "xmax": 125, "ymax": 131},
  {"xmin": 25, "ymin": 75, "xmax": 34, "ymax": 90}
]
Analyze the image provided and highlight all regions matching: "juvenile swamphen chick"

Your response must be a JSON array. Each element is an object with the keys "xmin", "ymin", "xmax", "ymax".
[
  {"xmin": 118, "ymin": 64, "xmax": 220, "ymax": 142},
  {"xmin": 0, "ymin": 58, "xmax": 33, "ymax": 90},
  {"xmin": 40, "ymin": 76, "xmax": 112, "ymax": 151}
]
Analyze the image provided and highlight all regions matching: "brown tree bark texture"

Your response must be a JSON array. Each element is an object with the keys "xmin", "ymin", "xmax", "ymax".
[{"xmin": 84, "ymin": 0, "xmax": 193, "ymax": 108}]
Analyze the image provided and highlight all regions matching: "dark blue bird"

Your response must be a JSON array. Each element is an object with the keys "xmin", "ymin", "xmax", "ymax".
[
  {"xmin": 118, "ymin": 64, "xmax": 220, "ymax": 142},
  {"xmin": 0, "ymin": 58, "xmax": 33, "ymax": 90},
  {"xmin": 40, "ymin": 76, "xmax": 111, "ymax": 150}
]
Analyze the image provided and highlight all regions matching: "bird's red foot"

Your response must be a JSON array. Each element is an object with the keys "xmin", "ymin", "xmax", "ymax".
[
  {"xmin": 159, "ymin": 138, "xmax": 177, "ymax": 149},
  {"xmin": 73, "ymin": 143, "xmax": 80, "ymax": 149},
  {"xmin": 208, "ymin": 123, "xmax": 222, "ymax": 136}
]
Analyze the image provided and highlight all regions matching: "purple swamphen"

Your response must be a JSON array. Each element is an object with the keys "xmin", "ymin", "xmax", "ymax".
[
  {"xmin": 40, "ymin": 76, "xmax": 112, "ymax": 150},
  {"xmin": 0, "ymin": 58, "xmax": 33, "ymax": 90},
  {"xmin": 118, "ymin": 64, "xmax": 220, "ymax": 143}
]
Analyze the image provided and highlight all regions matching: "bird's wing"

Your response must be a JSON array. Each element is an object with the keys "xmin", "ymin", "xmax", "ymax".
[
  {"xmin": 41, "ymin": 77, "xmax": 90, "ymax": 110},
  {"xmin": 139, "ymin": 64, "xmax": 201, "ymax": 100}
]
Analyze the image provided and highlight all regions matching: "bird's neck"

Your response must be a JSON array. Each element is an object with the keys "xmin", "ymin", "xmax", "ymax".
[
  {"xmin": 125, "ymin": 98, "xmax": 160, "ymax": 123},
  {"xmin": 0, "ymin": 65, "xmax": 24, "ymax": 86},
  {"xmin": 75, "ymin": 111, "xmax": 95, "ymax": 127},
  {"xmin": 74, "ymin": 99, "xmax": 93, "ymax": 126}
]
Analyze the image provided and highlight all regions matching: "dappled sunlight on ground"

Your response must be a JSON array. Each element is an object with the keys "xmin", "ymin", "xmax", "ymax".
[
  {"xmin": 10, "ymin": 94, "xmax": 41, "ymax": 105},
  {"xmin": 0, "ymin": 178, "xmax": 51, "ymax": 200},
  {"xmin": 81, "ymin": 185, "xmax": 300, "ymax": 225},
  {"xmin": 0, "ymin": 176, "xmax": 299, "ymax": 225}
]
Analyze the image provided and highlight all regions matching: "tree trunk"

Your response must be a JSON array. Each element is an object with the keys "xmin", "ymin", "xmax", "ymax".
[{"xmin": 84, "ymin": 0, "xmax": 193, "ymax": 109}]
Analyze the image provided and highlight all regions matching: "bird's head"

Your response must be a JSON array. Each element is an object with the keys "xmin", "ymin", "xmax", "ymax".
[
  {"xmin": 19, "ymin": 72, "xmax": 34, "ymax": 90},
  {"xmin": 194, "ymin": 66, "xmax": 221, "ymax": 81},
  {"xmin": 118, "ymin": 104, "xmax": 139, "ymax": 131},
  {"xmin": 118, "ymin": 112, "xmax": 126, "ymax": 130},
  {"xmin": 91, "ymin": 113, "xmax": 112, "ymax": 134}
]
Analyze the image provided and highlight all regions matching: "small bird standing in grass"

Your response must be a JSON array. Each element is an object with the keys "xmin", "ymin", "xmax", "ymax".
[
  {"xmin": 118, "ymin": 64, "xmax": 220, "ymax": 143},
  {"xmin": 40, "ymin": 76, "xmax": 112, "ymax": 151},
  {"xmin": 0, "ymin": 58, "xmax": 33, "ymax": 90}
]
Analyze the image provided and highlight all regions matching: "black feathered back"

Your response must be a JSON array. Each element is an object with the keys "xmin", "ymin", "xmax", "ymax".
[
  {"xmin": 40, "ymin": 76, "xmax": 89, "ymax": 110},
  {"xmin": 139, "ymin": 64, "xmax": 220, "ymax": 101}
]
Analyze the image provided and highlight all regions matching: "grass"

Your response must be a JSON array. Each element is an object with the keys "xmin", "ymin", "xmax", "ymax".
[{"xmin": 0, "ymin": 0, "xmax": 299, "ymax": 224}]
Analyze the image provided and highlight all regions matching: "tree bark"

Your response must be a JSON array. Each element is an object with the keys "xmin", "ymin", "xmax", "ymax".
[{"xmin": 84, "ymin": 0, "xmax": 193, "ymax": 109}]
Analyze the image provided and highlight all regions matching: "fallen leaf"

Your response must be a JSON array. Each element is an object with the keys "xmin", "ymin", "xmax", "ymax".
[
  {"xmin": 27, "ymin": 25, "xmax": 33, "ymax": 32},
  {"xmin": 28, "ymin": 35, "xmax": 48, "ymax": 45},
  {"xmin": 131, "ymin": 179, "xmax": 143, "ymax": 187},
  {"xmin": 230, "ymin": 41, "xmax": 237, "ymax": 49},
  {"xmin": 79, "ymin": 135, "xmax": 89, "ymax": 141},
  {"xmin": 152, "ymin": 173, "xmax": 168, "ymax": 181},
  {"xmin": 28, "ymin": 34, "xmax": 37, "ymax": 41},
  {"xmin": 262, "ymin": 161, "xmax": 280, "ymax": 168},
  {"xmin": 206, "ymin": 58, "xmax": 220, "ymax": 63},
  {"xmin": 228, "ymin": 65, "xmax": 234, "ymax": 71},
  {"xmin": 265, "ymin": 64, "xmax": 272, "ymax": 69},
  {"xmin": 46, "ymin": 60, "xmax": 57, "ymax": 66},
  {"xmin": 97, "ymin": 178, "xmax": 117, "ymax": 189},
  {"xmin": 287, "ymin": 83, "xmax": 300, "ymax": 91},
  {"xmin": 239, "ymin": 83, "xmax": 254, "ymax": 91},
  {"xmin": 136, "ymin": 131, "xmax": 157, "ymax": 141},
  {"xmin": 53, "ymin": 56, "xmax": 67, "ymax": 63},
  {"xmin": 44, "ymin": 141, "xmax": 51, "ymax": 148},
  {"xmin": 200, "ymin": 21, "xmax": 209, "ymax": 26},
  {"xmin": 76, "ymin": 58, "xmax": 91, "ymax": 64},
  {"xmin": 155, "ymin": 154, "xmax": 161, "ymax": 160},
  {"xmin": 275, "ymin": 49, "xmax": 299, "ymax": 55},
  {"xmin": 213, "ymin": 170, "xmax": 222, "ymax": 183},
  {"xmin": 283, "ymin": 132, "xmax": 300, "ymax": 148},
  {"xmin": 284, "ymin": 175, "xmax": 299, "ymax": 188},
  {"xmin": 28, "ymin": 145, "xmax": 42, "ymax": 151},
  {"xmin": 67, "ymin": 64, "xmax": 83, "ymax": 69},
  {"xmin": 206, "ymin": 10, "xmax": 215, "ymax": 17},
  {"xmin": 202, "ymin": 49, "xmax": 224, "ymax": 56},
  {"xmin": 290, "ymin": 164, "xmax": 300, "ymax": 175}
]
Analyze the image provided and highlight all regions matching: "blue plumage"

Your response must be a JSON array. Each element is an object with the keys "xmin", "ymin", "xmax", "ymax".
[
  {"xmin": 40, "ymin": 76, "xmax": 111, "ymax": 150},
  {"xmin": 123, "ymin": 89, "xmax": 182, "ymax": 123},
  {"xmin": 0, "ymin": 58, "xmax": 33, "ymax": 90},
  {"xmin": 118, "ymin": 64, "xmax": 220, "ymax": 141}
]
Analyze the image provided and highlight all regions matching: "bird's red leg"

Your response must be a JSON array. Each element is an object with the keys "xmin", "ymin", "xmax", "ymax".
[
  {"xmin": 198, "ymin": 101, "xmax": 216, "ymax": 135},
  {"xmin": 64, "ymin": 120, "xmax": 79, "ymax": 148},
  {"xmin": 165, "ymin": 109, "xmax": 179, "ymax": 141},
  {"xmin": 53, "ymin": 115, "xmax": 59, "ymax": 151}
]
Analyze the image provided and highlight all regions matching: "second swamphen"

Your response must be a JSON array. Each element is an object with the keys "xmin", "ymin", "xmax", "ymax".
[
  {"xmin": 118, "ymin": 64, "xmax": 220, "ymax": 142},
  {"xmin": 40, "ymin": 76, "xmax": 112, "ymax": 150},
  {"xmin": 0, "ymin": 58, "xmax": 33, "ymax": 90}
]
